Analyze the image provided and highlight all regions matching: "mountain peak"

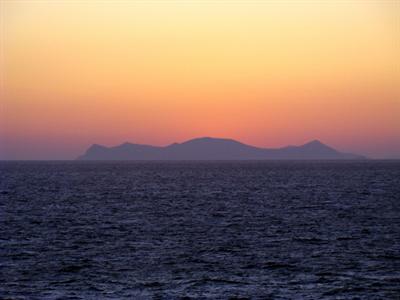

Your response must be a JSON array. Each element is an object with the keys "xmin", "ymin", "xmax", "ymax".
[
  {"xmin": 304, "ymin": 139, "xmax": 324, "ymax": 146},
  {"xmin": 186, "ymin": 137, "xmax": 223, "ymax": 142},
  {"xmin": 182, "ymin": 137, "xmax": 240, "ymax": 145}
]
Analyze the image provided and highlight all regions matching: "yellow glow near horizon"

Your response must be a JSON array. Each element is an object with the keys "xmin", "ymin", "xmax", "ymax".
[{"xmin": 1, "ymin": 0, "xmax": 399, "ymax": 159}]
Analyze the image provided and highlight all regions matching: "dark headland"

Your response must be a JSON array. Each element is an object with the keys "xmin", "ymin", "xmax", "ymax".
[{"xmin": 77, "ymin": 137, "xmax": 366, "ymax": 160}]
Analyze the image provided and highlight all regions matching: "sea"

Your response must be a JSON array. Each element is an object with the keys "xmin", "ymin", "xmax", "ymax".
[{"xmin": 1, "ymin": 161, "xmax": 399, "ymax": 299}]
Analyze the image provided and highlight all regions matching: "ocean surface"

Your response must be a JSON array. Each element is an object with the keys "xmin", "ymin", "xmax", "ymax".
[{"xmin": 1, "ymin": 161, "xmax": 400, "ymax": 299}]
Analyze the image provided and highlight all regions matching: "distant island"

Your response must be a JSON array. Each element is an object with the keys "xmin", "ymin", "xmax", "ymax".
[{"xmin": 77, "ymin": 137, "xmax": 366, "ymax": 160}]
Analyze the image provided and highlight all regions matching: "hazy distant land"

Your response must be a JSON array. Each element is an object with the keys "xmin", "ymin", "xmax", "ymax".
[{"xmin": 78, "ymin": 137, "xmax": 365, "ymax": 160}]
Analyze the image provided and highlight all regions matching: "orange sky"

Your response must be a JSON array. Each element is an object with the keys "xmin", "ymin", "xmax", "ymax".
[{"xmin": 1, "ymin": 0, "xmax": 399, "ymax": 159}]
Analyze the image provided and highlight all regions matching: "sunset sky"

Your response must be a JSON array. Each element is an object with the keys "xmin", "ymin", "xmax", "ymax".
[{"xmin": 1, "ymin": 0, "xmax": 399, "ymax": 159}]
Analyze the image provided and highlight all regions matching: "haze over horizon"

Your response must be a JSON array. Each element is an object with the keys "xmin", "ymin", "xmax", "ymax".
[{"xmin": 1, "ymin": 1, "xmax": 399, "ymax": 160}]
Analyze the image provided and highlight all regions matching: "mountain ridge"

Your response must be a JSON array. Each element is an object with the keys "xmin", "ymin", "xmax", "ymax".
[{"xmin": 77, "ymin": 137, "xmax": 366, "ymax": 160}]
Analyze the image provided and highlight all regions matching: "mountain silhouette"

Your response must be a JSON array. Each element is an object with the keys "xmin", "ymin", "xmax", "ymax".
[{"xmin": 77, "ymin": 137, "xmax": 365, "ymax": 160}]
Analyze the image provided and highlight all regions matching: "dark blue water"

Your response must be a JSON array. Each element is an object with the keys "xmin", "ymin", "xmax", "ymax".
[{"xmin": 1, "ymin": 161, "xmax": 400, "ymax": 299}]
